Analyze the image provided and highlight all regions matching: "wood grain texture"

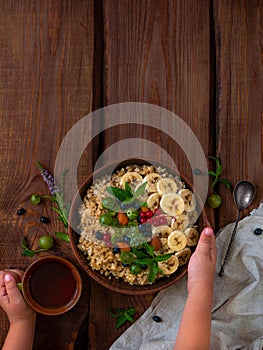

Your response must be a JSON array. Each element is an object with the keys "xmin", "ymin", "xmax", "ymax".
[
  {"xmin": 0, "ymin": 0, "xmax": 262, "ymax": 349},
  {"xmin": 0, "ymin": 0, "xmax": 95, "ymax": 349},
  {"xmin": 213, "ymin": 0, "xmax": 263, "ymax": 225}
]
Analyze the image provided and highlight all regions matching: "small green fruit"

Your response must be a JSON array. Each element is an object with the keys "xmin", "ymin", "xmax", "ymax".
[{"xmin": 207, "ymin": 194, "xmax": 222, "ymax": 208}]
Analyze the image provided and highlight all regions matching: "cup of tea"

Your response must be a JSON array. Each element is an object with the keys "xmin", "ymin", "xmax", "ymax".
[{"xmin": 21, "ymin": 256, "xmax": 82, "ymax": 316}]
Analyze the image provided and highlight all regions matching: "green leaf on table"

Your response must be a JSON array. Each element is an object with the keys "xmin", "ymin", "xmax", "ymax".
[
  {"xmin": 55, "ymin": 232, "xmax": 70, "ymax": 242},
  {"xmin": 216, "ymin": 164, "xmax": 223, "ymax": 176},
  {"xmin": 110, "ymin": 308, "xmax": 137, "ymax": 329},
  {"xmin": 219, "ymin": 178, "xmax": 232, "ymax": 191},
  {"xmin": 208, "ymin": 171, "xmax": 217, "ymax": 177}
]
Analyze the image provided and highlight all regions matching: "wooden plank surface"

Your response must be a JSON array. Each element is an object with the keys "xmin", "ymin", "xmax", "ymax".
[
  {"xmin": 0, "ymin": 0, "xmax": 95, "ymax": 349},
  {"xmin": 0, "ymin": 1, "xmax": 262, "ymax": 349},
  {"xmin": 213, "ymin": 0, "xmax": 263, "ymax": 225}
]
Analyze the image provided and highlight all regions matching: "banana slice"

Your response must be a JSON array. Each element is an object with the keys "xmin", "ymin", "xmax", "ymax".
[
  {"xmin": 156, "ymin": 178, "xmax": 178, "ymax": 195},
  {"xmin": 143, "ymin": 173, "xmax": 162, "ymax": 193},
  {"xmin": 175, "ymin": 247, "xmax": 192, "ymax": 266},
  {"xmin": 160, "ymin": 193, "xmax": 185, "ymax": 216},
  {"xmin": 152, "ymin": 225, "xmax": 173, "ymax": 238},
  {"xmin": 120, "ymin": 172, "xmax": 142, "ymax": 189},
  {"xmin": 171, "ymin": 213, "xmax": 190, "ymax": 231},
  {"xmin": 147, "ymin": 192, "xmax": 161, "ymax": 212},
  {"xmin": 184, "ymin": 227, "xmax": 199, "ymax": 246},
  {"xmin": 158, "ymin": 255, "xmax": 179, "ymax": 275},
  {"xmin": 178, "ymin": 189, "xmax": 196, "ymax": 212},
  {"xmin": 168, "ymin": 230, "xmax": 187, "ymax": 252}
]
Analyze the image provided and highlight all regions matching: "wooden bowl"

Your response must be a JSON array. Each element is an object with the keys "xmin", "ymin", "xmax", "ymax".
[
  {"xmin": 68, "ymin": 159, "xmax": 206, "ymax": 295},
  {"xmin": 22, "ymin": 256, "xmax": 82, "ymax": 315}
]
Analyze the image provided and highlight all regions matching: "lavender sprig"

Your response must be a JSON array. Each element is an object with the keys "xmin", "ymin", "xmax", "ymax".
[{"xmin": 32, "ymin": 162, "xmax": 70, "ymax": 229}]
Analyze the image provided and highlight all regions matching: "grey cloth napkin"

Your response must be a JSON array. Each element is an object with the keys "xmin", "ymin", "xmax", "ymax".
[{"xmin": 110, "ymin": 204, "xmax": 263, "ymax": 350}]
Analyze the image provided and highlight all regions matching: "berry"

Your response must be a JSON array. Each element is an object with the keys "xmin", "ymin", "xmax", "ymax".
[
  {"xmin": 95, "ymin": 231, "xmax": 104, "ymax": 240},
  {"xmin": 139, "ymin": 212, "xmax": 147, "ymax": 218},
  {"xmin": 207, "ymin": 194, "xmax": 222, "ymax": 208},
  {"xmin": 139, "ymin": 217, "xmax": 147, "ymax": 224},
  {"xmin": 40, "ymin": 216, "xmax": 50, "ymax": 224},
  {"xmin": 253, "ymin": 228, "xmax": 262, "ymax": 236},
  {"xmin": 103, "ymin": 234, "xmax": 110, "ymax": 242},
  {"xmin": 123, "ymin": 236, "xmax": 131, "ymax": 244},
  {"xmin": 158, "ymin": 216, "xmax": 167, "ymax": 225},
  {"xmin": 145, "ymin": 210, "xmax": 153, "ymax": 218},
  {"xmin": 38, "ymin": 235, "xmax": 53, "ymax": 249},
  {"xmin": 122, "ymin": 263, "xmax": 129, "ymax": 267},
  {"xmin": 152, "ymin": 218, "xmax": 161, "ymax": 227},
  {"xmin": 141, "ymin": 264, "xmax": 148, "ymax": 270},
  {"xmin": 113, "ymin": 247, "xmax": 121, "ymax": 254},
  {"xmin": 152, "ymin": 315, "xmax": 162, "ymax": 323},
  {"xmin": 17, "ymin": 208, "xmax": 26, "ymax": 216}
]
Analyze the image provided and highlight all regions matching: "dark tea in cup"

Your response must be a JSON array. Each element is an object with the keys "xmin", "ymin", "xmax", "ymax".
[{"xmin": 22, "ymin": 256, "xmax": 82, "ymax": 315}]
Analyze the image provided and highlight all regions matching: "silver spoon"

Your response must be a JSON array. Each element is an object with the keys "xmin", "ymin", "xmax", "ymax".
[{"xmin": 219, "ymin": 180, "xmax": 256, "ymax": 277}]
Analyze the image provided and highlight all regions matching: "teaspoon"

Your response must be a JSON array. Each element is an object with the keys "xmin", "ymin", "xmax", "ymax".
[{"xmin": 218, "ymin": 180, "xmax": 256, "ymax": 277}]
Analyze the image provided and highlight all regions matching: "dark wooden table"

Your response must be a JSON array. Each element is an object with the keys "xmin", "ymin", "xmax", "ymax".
[{"xmin": 0, "ymin": 1, "xmax": 262, "ymax": 349}]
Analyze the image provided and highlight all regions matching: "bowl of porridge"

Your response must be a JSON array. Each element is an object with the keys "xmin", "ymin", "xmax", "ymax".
[{"xmin": 68, "ymin": 159, "xmax": 206, "ymax": 294}]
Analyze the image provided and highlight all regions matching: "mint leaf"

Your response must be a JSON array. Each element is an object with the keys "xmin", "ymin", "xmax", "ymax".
[
  {"xmin": 55, "ymin": 232, "xmax": 70, "ymax": 242},
  {"xmin": 134, "ymin": 182, "xmax": 147, "ymax": 197},
  {"xmin": 220, "ymin": 178, "xmax": 232, "ymax": 191},
  {"xmin": 154, "ymin": 253, "xmax": 172, "ymax": 262},
  {"xmin": 107, "ymin": 186, "xmax": 131, "ymax": 201}
]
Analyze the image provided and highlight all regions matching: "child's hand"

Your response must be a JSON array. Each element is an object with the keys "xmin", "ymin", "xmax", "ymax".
[
  {"xmin": 0, "ymin": 270, "xmax": 36, "ymax": 325},
  {"xmin": 187, "ymin": 227, "xmax": 216, "ymax": 295}
]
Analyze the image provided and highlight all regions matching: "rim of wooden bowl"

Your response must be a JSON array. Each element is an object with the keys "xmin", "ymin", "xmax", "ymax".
[
  {"xmin": 22, "ymin": 256, "xmax": 82, "ymax": 315},
  {"xmin": 68, "ymin": 158, "xmax": 206, "ymax": 295}
]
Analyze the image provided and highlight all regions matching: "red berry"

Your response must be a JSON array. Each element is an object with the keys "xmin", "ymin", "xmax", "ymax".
[
  {"xmin": 152, "ymin": 218, "xmax": 160, "ymax": 227},
  {"xmin": 154, "ymin": 208, "xmax": 161, "ymax": 215},
  {"xmin": 146, "ymin": 210, "xmax": 153, "ymax": 218},
  {"xmin": 158, "ymin": 216, "xmax": 167, "ymax": 225},
  {"xmin": 140, "ymin": 212, "xmax": 147, "ymax": 218},
  {"xmin": 103, "ymin": 234, "xmax": 110, "ymax": 242},
  {"xmin": 106, "ymin": 241, "xmax": 112, "ymax": 247},
  {"xmin": 140, "ymin": 217, "xmax": 147, "ymax": 224}
]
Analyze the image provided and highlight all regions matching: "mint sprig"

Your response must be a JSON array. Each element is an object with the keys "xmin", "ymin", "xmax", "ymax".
[
  {"xmin": 110, "ymin": 308, "xmax": 137, "ymax": 329},
  {"xmin": 208, "ymin": 156, "xmax": 232, "ymax": 191},
  {"xmin": 120, "ymin": 242, "xmax": 171, "ymax": 283},
  {"xmin": 21, "ymin": 238, "xmax": 48, "ymax": 257}
]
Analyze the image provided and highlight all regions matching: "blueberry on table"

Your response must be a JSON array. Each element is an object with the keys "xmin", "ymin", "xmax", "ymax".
[
  {"xmin": 40, "ymin": 216, "xmax": 50, "ymax": 224},
  {"xmin": 253, "ymin": 228, "xmax": 262, "ymax": 236},
  {"xmin": 152, "ymin": 315, "xmax": 162, "ymax": 323},
  {"xmin": 17, "ymin": 208, "xmax": 26, "ymax": 216}
]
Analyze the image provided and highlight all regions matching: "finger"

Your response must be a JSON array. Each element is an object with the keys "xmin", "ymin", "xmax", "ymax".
[
  {"xmin": 196, "ymin": 227, "xmax": 215, "ymax": 258},
  {"xmin": 4, "ymin": 274, "xmax": 23, "ymax": 304},
  {"xmin": 3, "ymin": 269, "xmax": 24, "ymax": 282}
]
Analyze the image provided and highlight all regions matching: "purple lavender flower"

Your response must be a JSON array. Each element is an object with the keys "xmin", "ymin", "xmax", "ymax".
[{"xmin": 36, "ymin": 162, "xmax": 60, "ymax": 195}]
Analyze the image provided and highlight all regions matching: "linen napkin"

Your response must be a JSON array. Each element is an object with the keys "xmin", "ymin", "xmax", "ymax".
[{"xmin": 110, "ymin": 204, "xmax": 263, "ymax": 350}]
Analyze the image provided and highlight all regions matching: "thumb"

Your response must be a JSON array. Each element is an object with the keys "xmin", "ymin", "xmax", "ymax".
[
  {"xmin": 196, "ymin": 227, "xmax": 215, "ymax": 258},
  {"xmin": 4, "ymin": 274, "xmax": 22, "ymax": 303}
]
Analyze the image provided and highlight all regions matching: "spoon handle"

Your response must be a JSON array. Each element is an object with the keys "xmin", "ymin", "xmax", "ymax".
[{"xmin": 219, "ymin": 209, "xmax": 241, "ymax": 277}]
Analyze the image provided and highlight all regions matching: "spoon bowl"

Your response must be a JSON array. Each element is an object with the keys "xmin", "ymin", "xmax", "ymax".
[
  {"xmin": 234, "ymin": 181, "xmax": 256, "ymax": 210},
  {"xmin": 219, "ymin": 180, "xmax": 256, "ymax": 277}
]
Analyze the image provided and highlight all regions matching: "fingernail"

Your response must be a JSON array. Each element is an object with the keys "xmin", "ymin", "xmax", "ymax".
[
  {"xmin": 4, "ymin": 274, "xmax": 13, "ymax": 282},
  {"xmin": 204, "ymin": 227, "xmax": 213, "ymax": 236}
]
